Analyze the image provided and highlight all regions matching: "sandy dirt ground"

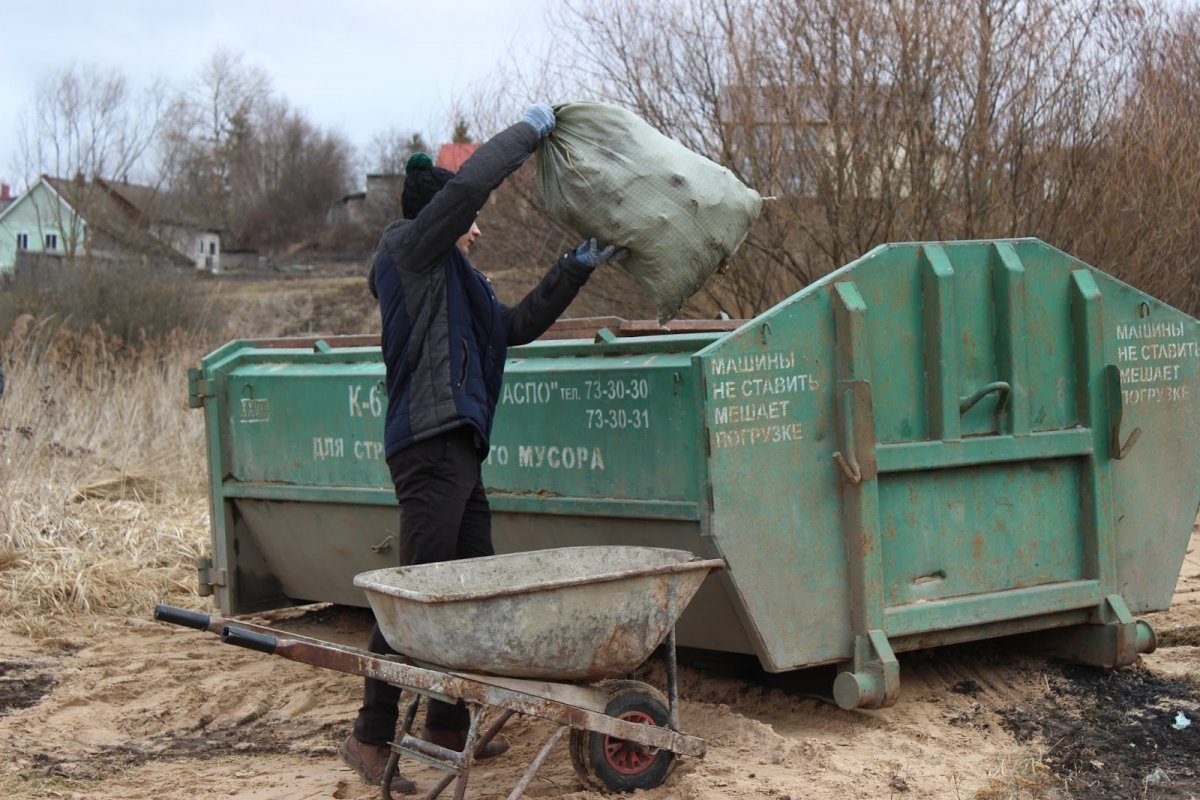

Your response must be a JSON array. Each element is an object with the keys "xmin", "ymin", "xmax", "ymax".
[{"xmin": 1, "ymin": 524, "xmax": 1197, "ymax": 800}]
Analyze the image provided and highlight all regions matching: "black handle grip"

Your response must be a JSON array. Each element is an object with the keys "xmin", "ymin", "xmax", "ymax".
[
  {"xmin": 221, "ymin": 626, "xmax": 278, "ymax": 654},
  {"xmin": 154, "ymin": 604, "xmax": 212, "ymax": 631}
]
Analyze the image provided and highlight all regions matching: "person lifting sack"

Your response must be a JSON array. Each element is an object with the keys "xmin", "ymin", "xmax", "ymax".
[{"xmin": 339, "ymin": 103, "xmax": 626, "ymax": 794}]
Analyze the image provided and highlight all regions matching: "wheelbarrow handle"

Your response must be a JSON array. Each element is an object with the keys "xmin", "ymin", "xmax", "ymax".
[
  {"xmin": 221, "ymin": 625, "xmax": 278, "ymax": 655},
  {"xmin": 154, "ymin": 604, "xmax": 212, "ymax": 631}
]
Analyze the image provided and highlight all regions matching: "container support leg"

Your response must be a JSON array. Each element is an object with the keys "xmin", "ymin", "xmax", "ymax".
[
  {"xmin": 833, "ymin": 630, "xmax": 899, "ymax": 710},
  {"xmin": 832, "ymin": 283, "xmax": 896, "ymax": 711},
  {"xmin": 1022, "ymin": 594, "xmax": 1156, "ymax": 668}
]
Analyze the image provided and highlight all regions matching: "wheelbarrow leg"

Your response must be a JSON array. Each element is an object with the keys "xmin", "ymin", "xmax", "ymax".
[
  {"xmin": 402, "ymin": 694, "xmax": 421, "ymax": 736},
  {"xmin": 666, "ymin": 626, "xmax": 680, "ymax": 731},
  {"xmin": 449, "ymin": 707, "xmax": 483, "ymax": 800},
  {"xmin": 381, "ymin": 752, "xmax": 403, "ymax": 800},
  {"xmin": 390, "ymin": 704, "xmax": 517, "ymax": 800},
  {"xmin": 505, "ymin": 724, "xmax": 568, "ymax": 800},
  {"xmin": 447, "ymin": 706, "xmax": 517, "ymax": 800},
  {"xmin": 381, "ymin": 694, "xmax": 423, "ymax": 800}
]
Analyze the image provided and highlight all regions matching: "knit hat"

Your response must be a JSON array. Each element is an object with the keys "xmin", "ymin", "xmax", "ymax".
[{"xmin": 402, "ymin": 152, "xmax": 455, "ymax": 219}]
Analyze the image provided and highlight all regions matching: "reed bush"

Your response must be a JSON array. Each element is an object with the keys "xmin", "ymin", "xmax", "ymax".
[
  {"xmin": 0, "ymin": 315, "xmax": 209, "ymax": 638},
  {"xmin": 0, "ymin": 271, "xmax": 379, "ymax": 638},
  {"xmin": 0, "ymin": 258, "xmax": 222, "ymax": 345}
]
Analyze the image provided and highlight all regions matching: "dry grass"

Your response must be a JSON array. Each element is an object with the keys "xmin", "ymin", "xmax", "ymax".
[
  {"xmin": 210, "ymin": 275, "xmax": 380, "ymax": 339},
  {"xmin": 973, "ymin": 754, "xmax": 1066, "ymax": 800},
  {"xmin": 0, "ymin": 314, "xmax": 211, "ymax": 639},
  {"xmin": 0, "ymin": 274, "xmax": 378, "ymax": 642}
]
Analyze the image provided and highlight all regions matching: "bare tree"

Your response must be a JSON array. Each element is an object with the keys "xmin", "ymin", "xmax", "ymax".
[
  {"xmin": 14, "ymin": 64, "xmax": 168, "ymax": 259},
  {"xmin": 436, "ymin": 0, "xmax": 1200, "ymax": 319},
  {"xmin": 362, "ymin": 127, "xmax": 429, "ymax": 175},
  {"xmin": 240, "ymin": 98, "xmax": 354, "ymax": 251},
  {"xmin": 16, "ymin": 64, "xmax": 167, "ymax": 186},
  {"xmin": 162, "ymin": 49, "xmax": 353, "ymax": 252},
  {"xmin": 160, "ymin": 49, "xmax": 272, "ymax": 244},
  {"xmin": 1079, "ymin": 4, "xmax": 1200, "ymax": 314},
  {"xmin": 542, "ymin": 0, "xmax": 1167, "ymax": 316}
]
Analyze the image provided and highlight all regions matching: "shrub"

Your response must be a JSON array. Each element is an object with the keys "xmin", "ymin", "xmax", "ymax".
[{"xmin": 0, "ymin": 256, "xmax": 220, "ymax": 345}]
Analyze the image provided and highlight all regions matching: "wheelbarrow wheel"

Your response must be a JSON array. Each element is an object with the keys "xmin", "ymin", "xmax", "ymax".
[{"xmin": 570, "ymin": 680, "xmax": 676, "ymax": 792}]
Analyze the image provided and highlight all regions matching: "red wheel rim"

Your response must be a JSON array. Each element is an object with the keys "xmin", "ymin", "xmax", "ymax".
[{"xmin": 602, "ymin": 710, "xmax": 659, "ymax": 774}]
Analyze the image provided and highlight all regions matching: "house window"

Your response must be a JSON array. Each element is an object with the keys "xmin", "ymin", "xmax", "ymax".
[
  {"xmin": 209, "ymin": 242, "xmax": 216, "ymax": 255},
  {"xmin": 199, "ymin": 240, "xmax": 205, "ymax": 253},
  {"xmin": 16, "ymin": 233, "xmax": 28, "ymax": 250},
  {"xmin": 45, "ymin": 233, "xmax": 58, "ymax": 250}
]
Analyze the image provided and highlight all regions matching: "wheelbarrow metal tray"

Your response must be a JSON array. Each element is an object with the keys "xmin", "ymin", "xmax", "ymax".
[{"xmin": 354, "ymin": 546, "xmax": 723, "ymax": 681}]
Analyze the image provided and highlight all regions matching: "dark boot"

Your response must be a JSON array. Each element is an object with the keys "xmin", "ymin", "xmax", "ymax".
[{"xmin": 339, "ymin": 734, "xmax": 417, "ymax": 794}]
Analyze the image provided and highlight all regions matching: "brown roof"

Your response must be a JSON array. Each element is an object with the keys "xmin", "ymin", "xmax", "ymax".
[{"xmin": 43, "ymin": 176, "xmax": 192, "ymax": 262}]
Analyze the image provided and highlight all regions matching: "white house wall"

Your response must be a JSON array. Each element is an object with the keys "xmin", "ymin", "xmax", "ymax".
[
  {"xmin": 144, "ymin": 222, "xmax": 221, "ymax": 273},
  {"xmin": 194, "ymin": 232, "xmax": 220, "ymax": 272},
  {"xmin": 0, "ymin": 181, "xmax": 83, "ymax": 275}
]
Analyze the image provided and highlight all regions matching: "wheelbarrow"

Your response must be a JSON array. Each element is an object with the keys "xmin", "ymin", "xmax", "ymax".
[{"xmin": 155, "ymin": 546, "xmax": 724, "ymax": 799}]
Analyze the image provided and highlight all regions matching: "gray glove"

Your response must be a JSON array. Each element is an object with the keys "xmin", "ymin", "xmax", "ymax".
[
  {"xmin": 574, "ymin": 238, "xmax": 629, "ymax": 270},
  {"xmin": 520, "ymin": 103, "xmax": 555, "ymax": 139}
]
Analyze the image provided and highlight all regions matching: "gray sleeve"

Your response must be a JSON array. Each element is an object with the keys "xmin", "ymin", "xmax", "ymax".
[{"xmin": 387, "ymin": 122, "xmax": 541, "ymax": 273}]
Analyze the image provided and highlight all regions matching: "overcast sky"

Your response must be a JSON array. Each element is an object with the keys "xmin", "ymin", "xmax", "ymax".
[{"xmin": 0, "ymin": 0, "xmax": 554, "ymax": 190}]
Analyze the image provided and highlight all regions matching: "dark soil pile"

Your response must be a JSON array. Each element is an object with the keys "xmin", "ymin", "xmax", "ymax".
[
  {"xmin": 0, "ymin": 660, "xmax": 56, "ymax": 716},
  {"xmin": 998, "ymin": 661, "xmax": 1198, "ymax": 798}
]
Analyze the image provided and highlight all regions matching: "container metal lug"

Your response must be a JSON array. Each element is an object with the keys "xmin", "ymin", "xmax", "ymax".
[
  {"xmin": 187, "ymin": 368, "xmax": 214, "ymax": 409},
  {"xmin": 196, "ymin": 555, "xmax": 226, "ymax": 597}
]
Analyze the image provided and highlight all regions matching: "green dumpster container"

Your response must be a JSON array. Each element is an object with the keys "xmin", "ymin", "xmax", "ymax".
[{"xmin": 190, "ymin": 239, "xmax": 1200, "ymax": 707}]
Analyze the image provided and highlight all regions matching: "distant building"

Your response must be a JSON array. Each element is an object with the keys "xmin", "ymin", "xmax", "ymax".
[
  {"xmin": 0, "ymin": 176, "xmax": 221, "ymax": 276},
  {"xmin": 333, "ymin": 141, "xmax": 482, "ymax": 228},
  {"xmin": 331, "ymin": 173, "xmax": 402, "ymax": 228},
  {"xmin": 364, "ymin": 172, "xmax": 404, "ymax": 221},
  {"xmin": 435, "ymin": 142, "xmax": 480, "ymax": 172}
]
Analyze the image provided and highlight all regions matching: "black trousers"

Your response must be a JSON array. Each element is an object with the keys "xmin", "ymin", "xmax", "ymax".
[{"xmin": 353, "ymin": 427, "xmax": 494, "ymax": 746}]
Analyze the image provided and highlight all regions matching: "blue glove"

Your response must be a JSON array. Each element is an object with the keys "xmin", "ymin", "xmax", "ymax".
[
  {"xmin": 521, "ymin": 103, "xmax": 556, "ymax": 139},
  {"xmin": 573, "ymin": 238, "xmax": 629, "ymax": 270}
]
